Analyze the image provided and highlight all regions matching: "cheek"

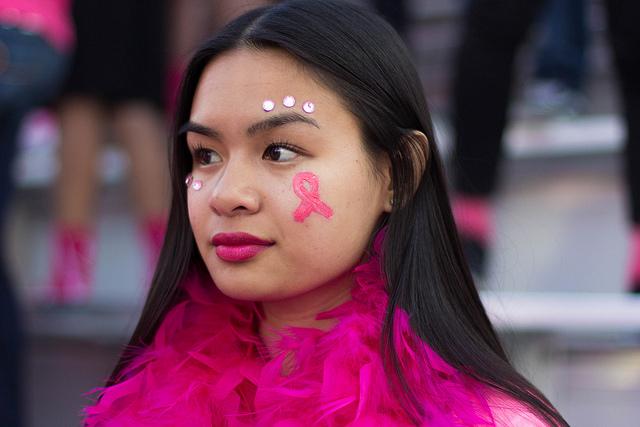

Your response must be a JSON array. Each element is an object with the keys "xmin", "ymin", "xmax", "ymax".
[
  {"xmin": 278, "ymin": 169, "xmax": 381, "ymax": 289},
  {"xmin": 187, "ymin": 191, "xmax": 208, "ymax": 243},
  {"xmin": 324, "ymin": 162, "xmax": 385, "ymax": 232}
]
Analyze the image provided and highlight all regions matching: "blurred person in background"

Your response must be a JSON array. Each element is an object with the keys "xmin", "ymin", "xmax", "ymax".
[
  {"xmin": 47, "ymin": 0, "xmax": 169, "ymax": 305},
  {"xmin": 167, "ymin": 0, "xmax": 280, "ymax": 112},
  {"xmin": 451, "ymin": 0, "xmax": 640, "ymax": 293},
  {"xmin": 0, "ymin": 0, "xmax": 73, "ymax": 424},
  {"xmin": 526, "ymin": 0, "xmax": 588, "ymax": 116}
]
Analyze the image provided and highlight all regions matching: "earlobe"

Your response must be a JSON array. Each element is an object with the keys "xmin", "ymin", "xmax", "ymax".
[
  {"xmin": 383, "ymin": 195, "xmax": 393, "ymax": 213},
  {"xmin": 383, "ymin": 163, "xmax": 394, "ymax": 213}
]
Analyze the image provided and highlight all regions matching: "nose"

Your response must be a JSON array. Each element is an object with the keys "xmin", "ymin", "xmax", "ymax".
[{"xmin": 207, "ymin": 160, "xmax": 261, "ymax": 217}]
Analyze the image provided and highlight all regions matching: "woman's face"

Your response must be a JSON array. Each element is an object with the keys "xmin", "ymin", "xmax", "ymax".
[{"xmin": 185, "ymin": 48, "xmax": 391, "ymax": 302}]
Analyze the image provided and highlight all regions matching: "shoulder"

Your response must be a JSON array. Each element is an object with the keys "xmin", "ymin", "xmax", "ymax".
[
  {"xmin": 488, "ymin": 395, "xmax": 551, "ymax": 427},
  {"xmin": 491, "ymin": 406, "xmax": 549, "ymax": 427}
]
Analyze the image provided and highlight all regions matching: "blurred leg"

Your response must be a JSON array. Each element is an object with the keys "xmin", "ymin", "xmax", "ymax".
[
  {"xmin": 452, "ymin": 0, "xmax": 546, "ymax": 197},
  {"xmin": 0, "ymin": 26, "xmax": 67, "ymax": 424},
  {"xmin": 50, "ymin": 96, "xmax": 104, "ymax": 303},
  {"xmin": 167, "ymin": 0, "xmax": 214, "ymax": 116},
  {"xmin": 604, "ymin": 0, "xmax": 640, "ymax": 291},
  {"xmin": 0, "ymin": 280, "xmax": 21, "ymax": 427},
  {"xmin": 112, "ymin": 102, "xmax": 168, "ymax": 220},
  {"xmin": 527, "ymin": 0, "xmax": 588, "ymax": 116},
  {"xmin": 0, "ymin": 110, "xmax": 24, "ymax": 427},
  {"xmin": 451, "ymin": 0, "xmax": 546, "ymax": 276},
  {"xmin": 113, "ymin": 102, "xmax": 168, "ymax": 276},
  {"xmin": 56, "ymin": 96, "xmax": 104, "ymax": 227},
  {"xmin": 534, "ymin": 0, "xmax": 588, "ymax": 90}
]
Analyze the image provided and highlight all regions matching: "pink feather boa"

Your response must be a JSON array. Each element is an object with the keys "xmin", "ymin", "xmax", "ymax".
[{"xmin": 84, "ymin": 234, "xmax": 523, "ymax": 426}]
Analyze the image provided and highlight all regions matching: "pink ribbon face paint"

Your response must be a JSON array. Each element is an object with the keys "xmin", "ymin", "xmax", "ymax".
[{"xmin": 292, "ymin": 172, "xmax": 333, "ymax": 222}]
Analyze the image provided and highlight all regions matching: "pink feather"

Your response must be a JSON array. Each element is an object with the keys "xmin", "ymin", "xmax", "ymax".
[{"xmin": 84, "ymin": 232, "xmax": 536, "ymax": 426}]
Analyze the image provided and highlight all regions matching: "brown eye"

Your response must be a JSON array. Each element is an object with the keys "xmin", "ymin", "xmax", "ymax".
[
  {"xmin": 194, "ymin": 148, "xmax": 221, "ymax": 165},
  {"xmin": 263, "ymin": 143, "xmax": 300, "ymax": 162}
]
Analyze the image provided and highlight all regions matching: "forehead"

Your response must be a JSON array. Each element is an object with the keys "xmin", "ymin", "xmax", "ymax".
[{"xmin": 190, "ymin": 48, "xmax": 352, "ymax": 129}]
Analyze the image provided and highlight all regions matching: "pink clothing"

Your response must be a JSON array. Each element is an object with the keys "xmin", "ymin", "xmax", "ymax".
[
  {"xmin": 0, "ymin": 0, "xmax": 73, "ymax": 52},
  {"xmin": 84, "ymin": 231, "xmax": 544, "ymax": 426}
]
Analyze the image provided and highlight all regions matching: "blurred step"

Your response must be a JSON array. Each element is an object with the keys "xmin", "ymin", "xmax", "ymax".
[
  {"xmin": 434, "ymin": 113, "xmax": 623, "ymax": 160},
  {"xmin": 482, "ymin": 291, "xmax": 640, "ymax": 334}
]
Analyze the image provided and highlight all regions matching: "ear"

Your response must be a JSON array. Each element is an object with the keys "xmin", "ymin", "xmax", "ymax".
[
  {"xmin": 404, "ymin": 130, "xmax": 429, "ymax": 189},
  {"xmin": 385, "ymin": 129, "xmax": 429, "ymax": 212},
  {"xmin": 384, "ymin": 130, "xmax": 429, "ymax": 212}
]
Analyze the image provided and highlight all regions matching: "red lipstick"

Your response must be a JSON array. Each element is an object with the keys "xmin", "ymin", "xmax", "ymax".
[{"xmin": 210, "ymin": 232, "xmax": 274, "ymax": 262}]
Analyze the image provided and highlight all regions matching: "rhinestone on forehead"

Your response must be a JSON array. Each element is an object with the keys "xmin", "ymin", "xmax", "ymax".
[
  {"xmin": 302, "ymin": 101, "xmax": 315, "ymax": 114},
  {"xmin": 283, "ymin": 96, "xmax": 296, "ymax": 108},
  {"xmin": 191, "ymin": 180, "xmax": 203, "ymax": 191},
  {"xmin": 262, "ymin": 99, "xmax": 275, "ymax": 112}
]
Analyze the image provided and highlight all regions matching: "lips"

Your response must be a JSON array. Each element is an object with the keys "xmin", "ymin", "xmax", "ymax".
[{"xmin": 210, "ymin": 232, "xmax": 274, "ymax": 262}]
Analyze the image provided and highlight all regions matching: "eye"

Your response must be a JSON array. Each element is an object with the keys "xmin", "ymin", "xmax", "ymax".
[
  {"xmin": 192, "ymin": 145, "xmax": 221, "ymax": 166},
  {"xmin": 262, "ymin": 141, "xmax": 302, "ymax": 162}
]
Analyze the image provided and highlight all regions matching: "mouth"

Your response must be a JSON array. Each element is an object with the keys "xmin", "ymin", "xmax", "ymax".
[{"xmin": 210, "ymin": 232, "xmax": 275, "ymax": 262}]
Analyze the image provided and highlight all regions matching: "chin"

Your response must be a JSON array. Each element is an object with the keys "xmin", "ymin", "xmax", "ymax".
[
  {"xmin": 213, "ymin": 277, "xmax": 305, "ymax": 303},
  {"xmin": 213, "ymin": 278, "xmax": 276, "ymax": 302}
]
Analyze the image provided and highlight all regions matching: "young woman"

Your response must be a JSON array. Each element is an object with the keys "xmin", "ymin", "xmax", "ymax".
[{"xmin": 84, "ymin": 1, "xmax": 568, "ymax": 425}]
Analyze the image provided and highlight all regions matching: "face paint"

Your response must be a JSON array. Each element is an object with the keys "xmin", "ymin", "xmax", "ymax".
[{"xmin": 292, "ymin": 171, "xmax": 333, "ymax": 222}]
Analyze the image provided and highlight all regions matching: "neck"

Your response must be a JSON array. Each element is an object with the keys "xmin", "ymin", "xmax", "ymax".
[{"xmin": 259, "ymin": 272, "xmax": 353, "ymax": 359}]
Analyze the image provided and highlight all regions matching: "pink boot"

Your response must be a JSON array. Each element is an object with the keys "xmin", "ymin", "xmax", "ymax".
[
  {"xmin": 48, "ymin": 225, "xmax": 95, "ymax": 304},
  {"xmin": 452, "ymin": 196, "xmax": 494, "ymax": 278}
]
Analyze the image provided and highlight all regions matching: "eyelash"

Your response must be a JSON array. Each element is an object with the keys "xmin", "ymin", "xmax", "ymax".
[
  {"xmin": 191, "ymin": 143, "xmax": 218, "ymax": 166},
  {"xmin": 263, "ymin": 140, "xmax": 305, "ymax": 161},
  {"xmin": 190, "ymin": 140, "xmax": 306, "ymax": 165}
]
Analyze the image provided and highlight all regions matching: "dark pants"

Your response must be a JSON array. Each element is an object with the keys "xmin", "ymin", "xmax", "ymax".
[
  {"xmin": 0, "ymin": 86, "xmax": 26, "ymax": 427},
  {"xmin": 452, "ymin": 0, "xmax": 640, "ymax": 225},
  {"xmin": 0, "ymin": 26, "xmax": 68, "ymax": 427},
  {"xmin": 535, "ymin": 0, "xmax": 588, "ymax": 90}
]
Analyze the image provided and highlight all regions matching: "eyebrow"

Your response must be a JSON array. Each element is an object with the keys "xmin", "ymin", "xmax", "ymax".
[
  {"xmin": 179, "ymin": 112, "xmax": 320, "ymax": 140},
  {"xmin": 246, "ymin": 112, "xmax": 319, "ymax": 136},
  {"xmin": 178, "ymin": 122, "xmax": 221, "ymax": 139}
]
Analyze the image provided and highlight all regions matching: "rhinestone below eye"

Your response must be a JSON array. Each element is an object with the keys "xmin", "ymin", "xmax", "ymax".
[
  {"xmin": 302, "ymin": 101, "xmax": 315, "ymax": 113},
  {"xmin": 283, "ymin": 96, "xmax": 296, "ymax": 108},
  {"xmin": 191, "ymin": 180, "xmax": 203, "ymax": 191},
  {"xmin": 262, "ymin": 99, "xmax": 275, "ymax": 112},
  {"xmin": 185, "ymin": 175, "xmax": 193, "ymax": 186}
]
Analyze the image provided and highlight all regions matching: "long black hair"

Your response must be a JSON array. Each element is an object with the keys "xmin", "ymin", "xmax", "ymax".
[{"xmin": 109, "ymin": 1, "xmax": 567, "ymax": 425}]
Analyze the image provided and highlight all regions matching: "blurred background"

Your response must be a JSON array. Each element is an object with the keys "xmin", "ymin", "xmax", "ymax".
[{"xmin": 1, "ymin": 0, "xmax": 640, "ymax": 426}]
